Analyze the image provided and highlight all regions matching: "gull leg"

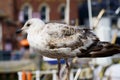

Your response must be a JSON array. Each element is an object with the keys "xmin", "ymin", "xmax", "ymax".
[
  {"xmin": 65, "ymin": 58, "xmax": 70, "ymax": 80},
  {"xmin": 57, "ymin": 58, "xmax": 61, "ymax": 80}
]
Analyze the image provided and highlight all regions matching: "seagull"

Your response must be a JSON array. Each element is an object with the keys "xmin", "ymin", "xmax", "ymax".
[{"xmin": 16, "ymin": 18, "xmax": 120, "ymax": 79}]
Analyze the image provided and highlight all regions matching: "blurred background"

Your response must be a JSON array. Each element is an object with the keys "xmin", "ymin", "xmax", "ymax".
[{"xmin": 0, "ymin": 0, "xmax": 120, "ymax": 80}]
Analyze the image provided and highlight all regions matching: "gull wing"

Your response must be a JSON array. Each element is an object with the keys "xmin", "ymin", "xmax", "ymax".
[
  {"xmin": 45, "ymin": 23, "xmax": 99, "ymax": 50},
  {"xmin": 76, "ymin": 42, "xmax": 120, "ymax": 58}
]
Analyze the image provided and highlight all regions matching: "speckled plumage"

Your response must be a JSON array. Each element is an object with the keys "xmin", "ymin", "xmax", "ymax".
[{"xmin": 20, "ymin": 18, "xmax": 100, "ymax": 58}]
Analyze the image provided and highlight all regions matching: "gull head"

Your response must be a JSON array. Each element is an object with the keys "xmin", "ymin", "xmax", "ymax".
[{"xmin": 16, "ymin": 18, "xmax": 45, "ymax": 34}]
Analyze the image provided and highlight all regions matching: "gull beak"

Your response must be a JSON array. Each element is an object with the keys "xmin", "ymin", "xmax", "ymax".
[{"xmin": 16, "ymin": 29, "xmax": 23, "ymax": 34}]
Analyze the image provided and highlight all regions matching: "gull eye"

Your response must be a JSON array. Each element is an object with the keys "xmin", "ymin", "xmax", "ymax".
[{"xmin": 26, "ymin": 23, "xmax": 31, "ymax": 27}]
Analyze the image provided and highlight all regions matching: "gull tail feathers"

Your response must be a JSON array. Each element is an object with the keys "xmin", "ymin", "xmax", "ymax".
[{"xmin": 76, "ymin": 41, "xmax": 120, "ymax": 58}]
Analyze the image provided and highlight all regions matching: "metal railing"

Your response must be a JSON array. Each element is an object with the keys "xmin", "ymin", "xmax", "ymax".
[{"xmin": 17, "ymin": 69, "xmax": 80, "ymax": 80}]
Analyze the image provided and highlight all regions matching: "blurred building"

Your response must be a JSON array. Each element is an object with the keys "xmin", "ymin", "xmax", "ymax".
[
  {"xmin": 0, "ymin": 0, "xmax": 18, "ymax": 50},
  {"xmin": 15, "ymin": 0, "xmax": 83, "ymax": 24}
]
